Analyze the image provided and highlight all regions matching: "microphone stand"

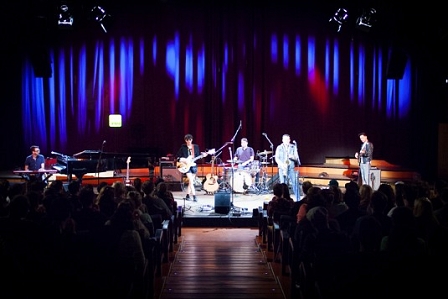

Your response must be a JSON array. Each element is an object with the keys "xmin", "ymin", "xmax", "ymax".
[
  {"xmin": 97, "ymin": 141, "xmax": 106, "ymax": 186},
  {"xmin": 262, "ymin": 133, "xmax": 275, "ymax": 188},
  {"xmin": 230, "ymin": 122, "xmax": 241, "ymax": 144},
  {"xmin": 228, "ymin": 147, "xmax": 235, "ymax": 211},
  {"xmin": 214, "ymin": 141, "xmax": 233, "ymax": 192}
]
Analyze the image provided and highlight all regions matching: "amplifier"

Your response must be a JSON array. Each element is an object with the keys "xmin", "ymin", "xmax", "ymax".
[
  {"xmin": 161, "ymin": 166, "xmax": 183, "ymax": 182},
  {"xmin": 370, "ymin": 168, "xmax": 381, "ymax": 190}
]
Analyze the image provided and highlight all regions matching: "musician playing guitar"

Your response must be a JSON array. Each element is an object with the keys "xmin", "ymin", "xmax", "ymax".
[
  {"xmin": 354, "ymin": 132, "xmax": 374, "ymax": 187},
  {"xmin": 176, "ymin": 134, "xmax": 210, "ymax": 202}
]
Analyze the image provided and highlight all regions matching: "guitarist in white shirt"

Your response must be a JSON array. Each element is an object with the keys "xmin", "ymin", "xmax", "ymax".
[
  {"xmin": 275, "ymin": 134, "xmax": 301, "ymax": 198},
  {"xmin": 176, "ymin": 134, "xmax": 208, "ymax": 202}
]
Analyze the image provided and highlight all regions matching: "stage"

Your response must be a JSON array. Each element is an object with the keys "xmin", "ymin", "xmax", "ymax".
[{"xmin": 170, "ymin": 188, "xmax": 301, "ymax": 227}]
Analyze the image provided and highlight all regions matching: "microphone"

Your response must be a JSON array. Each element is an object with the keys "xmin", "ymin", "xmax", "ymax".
[
  {"xmin": 103, "ymin": 140, "xmax": 106, "ymax": 145},
  {"xmin": 293, "ymin": 140, "xmax": 297, "ymax": 146},
  {"xmin": 262, "ymin": 132, "xmax": 267, "ymax": 136},
  {"xmin": 239, "ymin": 120, "xmax": 242, "ymax": 128}
]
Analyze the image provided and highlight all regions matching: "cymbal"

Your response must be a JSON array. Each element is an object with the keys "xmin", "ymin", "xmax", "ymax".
[
  {"xmin": 227, "ymin": 160, "xmax": 243, "ymax": 163},
  {"xmin": 217, "ymin": 163, "xmax": 230, "ymax": 167},
  {"xmin": 260, "ymin": 162, "xmax": 271, "ymax": 165},
  {"xmin": 258, "ymin": 150, "xmax": 272, "ymax": 156}
]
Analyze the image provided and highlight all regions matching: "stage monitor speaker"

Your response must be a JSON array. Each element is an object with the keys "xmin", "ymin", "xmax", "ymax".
[
  {"xmin": 370, "ymin": 169, "xmax": 381, "ymax": 190},
  {"xmin": 161, "ymin": 166, "xmax": 182, "ymax": 182},
  {"xmin": 214, "ymin": 191, "xmax": 231, "ymax": 214}
]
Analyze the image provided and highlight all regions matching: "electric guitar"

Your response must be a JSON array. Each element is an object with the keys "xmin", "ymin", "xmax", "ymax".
[
  {"xmin": 203, "ymin": 155, "xmax": 219, "ymax": 193},
  {"xmin": 177, "ymin": 149, "xmax": 215, "ymax": 174},
  {"xmin": 125, "ymin": 156, "xmax": 131, "ymax": 185}
]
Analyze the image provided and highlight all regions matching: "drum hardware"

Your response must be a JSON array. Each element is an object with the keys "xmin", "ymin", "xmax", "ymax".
[
  {"xmin": 257, "ymin": 150, "xmax": 273, "ymax": 156},
  {"xmin": 227, "ymin": 159, "xmax": 243, "ymax": 163},
  {"xmin": 255, "ymin": 151, "xmax": 273, "ymax": 194}
]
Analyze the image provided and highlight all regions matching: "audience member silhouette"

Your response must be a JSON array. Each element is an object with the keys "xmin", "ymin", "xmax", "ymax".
[
  {"xmin": 95, "ymin": 185, "xmax": 117, "ymax": 220},
  {"xmin": 358, "ymin": 184, "xmax": 373, "ymax": 214},
  {"xmin": 153, "ymin": 181, "xmax": 177, "ymax": 212},
  {"xmin": 141, "ymin": 179, "xmax": 172, "ymax": 221},
  {"xmin": 430, "ymin": 179, "xmax": 448, "ymax": 211},
  {"xmin": 267, "ymin": 183, "xmax": 294, "ymax": 223},
  {"xmin": 381, "ymin": 206, "xmax": 427, "ymax": 258},
  {"xmin": 335, "ymin": 188, "xmax": 364, "ymax": 236},
  {"xmin": 72, "ymin": 185, "xmax": 108, "ymax": 234},
  {"xmin": 434, "ymin": 186, "xmax": 448, "ymax": 229},
  {"xmin": 376, "ymin": 183, "xmax": 396, "ymax": 215},
  {"xmin": 291, "ymin": 181, "xmax": 313, "ymax": 222},
  {"xmin": 300, "ymin": 206, "xmax": 351, "ymax": 299}
]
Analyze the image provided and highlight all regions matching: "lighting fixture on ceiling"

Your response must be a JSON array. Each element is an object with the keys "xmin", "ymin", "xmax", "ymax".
[
  {"xmin": 356, "ymin": 8, "xmax": 377, "ymax": 32},
  {"xmin": 57, "ymin": 4, "xmax": 74, "ymax": 28},
  {"xmin": 329, "ymin": 8, "xmax": 349, "ymax": 32},
  {"xmin": 90, "ymin": 6, "xmax": 111, "ymax": 33}
]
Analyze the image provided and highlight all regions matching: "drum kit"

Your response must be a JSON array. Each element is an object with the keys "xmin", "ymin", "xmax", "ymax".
[{"xmin": 212, "ymin": 150, "xmax": 273, "ymax": 194}]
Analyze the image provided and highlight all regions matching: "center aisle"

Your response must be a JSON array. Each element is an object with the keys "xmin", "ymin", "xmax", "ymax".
[{"xmin": 157, "ymin": 227, "xmax": 287, "ymax": 299}]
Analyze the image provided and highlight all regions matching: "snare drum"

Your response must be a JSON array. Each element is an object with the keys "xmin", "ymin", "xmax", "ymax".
[{"xmin": 229, "ymin": 170, "xmax": 252, "ymax": 193}]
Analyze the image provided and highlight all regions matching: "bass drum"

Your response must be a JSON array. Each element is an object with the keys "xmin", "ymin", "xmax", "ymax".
[{"xmin": 229, "ymin": 170, "xmax": 252, "ymax": 193}]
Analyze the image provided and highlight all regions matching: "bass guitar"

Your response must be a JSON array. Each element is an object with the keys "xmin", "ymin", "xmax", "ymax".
[
  {"xmin": 203, "ymin": 155, "xmax": 219, "ymax": 193},
  {"xmin": 177, "ymin": 149, "xmax": 215, "ymax": 174}
]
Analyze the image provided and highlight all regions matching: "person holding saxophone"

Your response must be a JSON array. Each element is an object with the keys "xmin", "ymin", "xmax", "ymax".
[{"xmin": 275, "ymin": 134, "xmax": 301, "ymax": 199}]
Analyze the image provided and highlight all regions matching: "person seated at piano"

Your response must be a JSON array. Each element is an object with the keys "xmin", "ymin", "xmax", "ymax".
[{"xmin": 24, "ymin": 145, "xmax": 46, "ymax": 182}]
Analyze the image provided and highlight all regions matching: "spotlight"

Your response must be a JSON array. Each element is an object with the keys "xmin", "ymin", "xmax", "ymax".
[
  {"xmin": 90, "ymin": 6, "xmax": 111, "ymax": 33},
  {"xmin": 57, "ymin": 4, "xmax": 74, "ymax": 28},
  {"xmin": 329, "ymin": 8, "xmax": 348, "ymax": 32},
  {"xmin": 356, "ymin": 8, "xmax": 377, "ymax": 32}
]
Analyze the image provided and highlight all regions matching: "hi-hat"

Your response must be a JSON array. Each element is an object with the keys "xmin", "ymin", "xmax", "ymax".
[
  {"xmin": 260, "ymin": 162, "xmax": 271, "ymax": 165},
  {"xmin": 217, "ymin": 163, "xmax": 230, "ymax": 167},
  {"xmin": 258, "ymin": 150, "xmax": 272, "ymax": 156}
]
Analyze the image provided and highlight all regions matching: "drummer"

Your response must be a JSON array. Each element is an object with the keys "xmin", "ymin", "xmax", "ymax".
[
  {"xmin": 234, "ymin": 137, "xmax": 255, "ymax": 170},
  {"xmin": 234, "ymin": 137, "xmax": 261, "ymax": 186}
]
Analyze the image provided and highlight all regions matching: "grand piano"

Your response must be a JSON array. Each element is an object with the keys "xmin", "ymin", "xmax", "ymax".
[{"xmin": 52, "ymin": 150, "xmax": 109, "ymax": 182}]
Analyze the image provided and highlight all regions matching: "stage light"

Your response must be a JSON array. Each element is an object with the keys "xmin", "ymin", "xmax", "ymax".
[
  {"xmin": 57, "ymin": 4, "xmax": 74, "ymax": 28},
  {"xmin": 90, "ymin": 5, "xmax": 111, "ymax": 33},
  {"xmin": 329, "ymin": 8, "xmax": 348, "ymax": 32},
  {"xmin": 356, "ymin": 8, "xmax": 377, "ymax": 32}
]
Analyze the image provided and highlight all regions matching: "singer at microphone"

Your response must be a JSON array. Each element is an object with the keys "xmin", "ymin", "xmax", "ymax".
[{"xmin": 274, "ymin": 133, "xmax": 302, "ymax": 199}]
